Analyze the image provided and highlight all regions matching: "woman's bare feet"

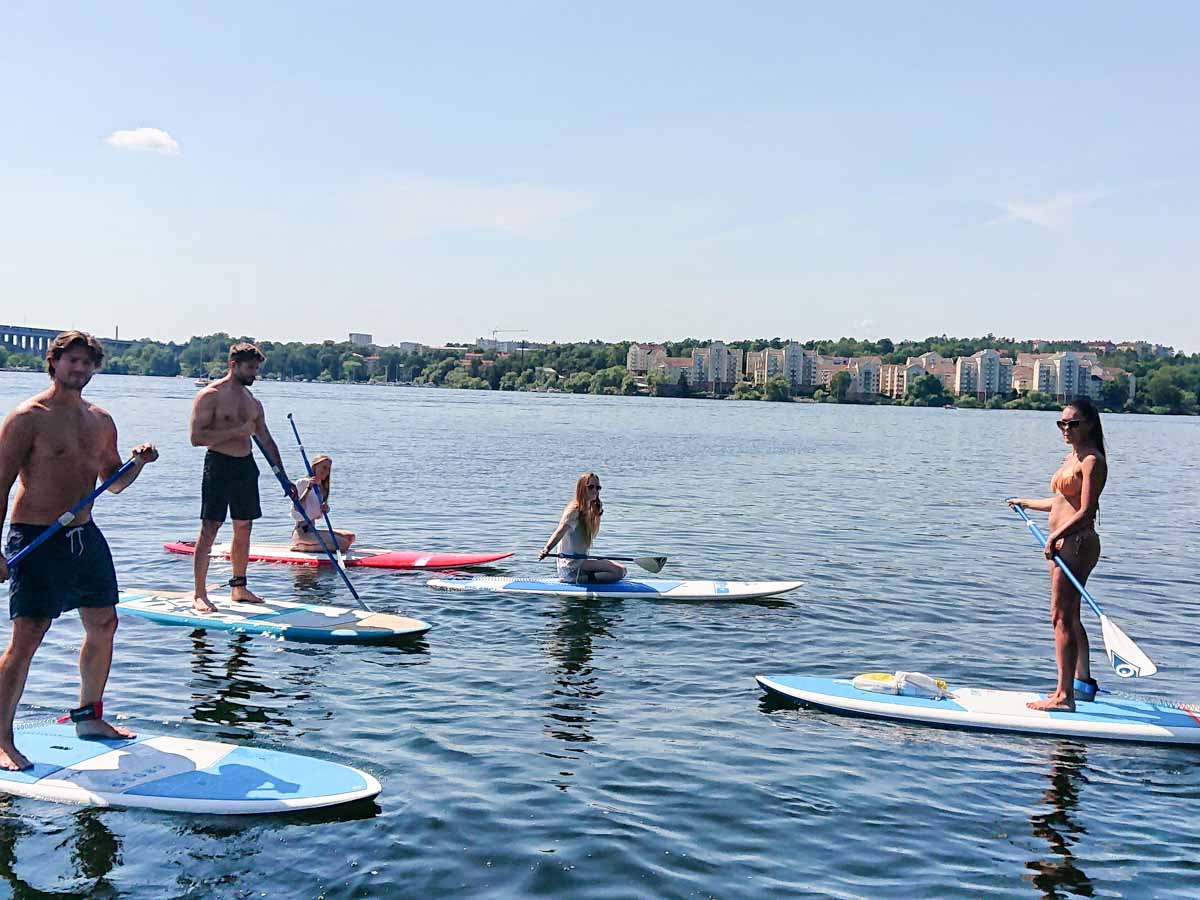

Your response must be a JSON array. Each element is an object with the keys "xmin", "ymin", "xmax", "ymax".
[
  {"xmin": 1027, "ymin": 694, "xmax": 1075, "ymax": 713},
  {"xmin": 76, "ymin": 718, "xmax": 136, "ymax": 740}
]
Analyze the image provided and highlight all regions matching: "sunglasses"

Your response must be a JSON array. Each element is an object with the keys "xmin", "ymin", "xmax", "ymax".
[
  {"xmin": 587, "ymin": 484, "xmax": 601, "ymax": 491},
  {"xmin": 1056, "ymin": 419, "xmax": 1083, "ymax": 431}
]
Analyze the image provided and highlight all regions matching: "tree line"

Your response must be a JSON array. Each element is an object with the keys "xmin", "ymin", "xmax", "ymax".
[{"xmin": 1, "ymin": 332, "xmax": 1196, "ymax": 414}]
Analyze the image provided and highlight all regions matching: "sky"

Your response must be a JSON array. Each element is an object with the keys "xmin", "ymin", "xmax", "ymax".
[{"xmin": 1, "ymin": 2, "xmax": 1197, "ymax": 350}]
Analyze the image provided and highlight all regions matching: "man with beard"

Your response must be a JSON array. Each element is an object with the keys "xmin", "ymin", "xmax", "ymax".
[
  {"xmin": 0, "ymin": 331, "xmax": 159, "ymax": 771},
  {"xmin": 188, "ymin": 342, "xmax": 294, "ymax": 612}
]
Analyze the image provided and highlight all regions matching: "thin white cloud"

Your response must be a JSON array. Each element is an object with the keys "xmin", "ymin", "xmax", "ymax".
[
  {"xmin": 104, "ymin": 127, "xmax": 181, "ymax": 156},
  {"xmin": 372, "ymin": 176, "xmax": 585, "ymax": 240},
  {"xmin": 985, "ymin": 189, "xmax": 1110, "ymax": 228}
]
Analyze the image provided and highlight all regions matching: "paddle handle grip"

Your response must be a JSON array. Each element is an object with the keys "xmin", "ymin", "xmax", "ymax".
[
  {"xmin": 1007, "ymin": 500, "xmax": 1104, "ymax": 620},
  {"xmin": 5, "ymin": 458, "xmax": 137, "ymax": 569}
]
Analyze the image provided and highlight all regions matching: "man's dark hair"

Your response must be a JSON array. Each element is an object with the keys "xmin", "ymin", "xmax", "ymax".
[
  {"xmin": 46, "ymin": 330, "xmax": 104, "ymax": 378},
  {"xmin": 229, "ymin": 342, "xmax": 265, "ymax": 365}
]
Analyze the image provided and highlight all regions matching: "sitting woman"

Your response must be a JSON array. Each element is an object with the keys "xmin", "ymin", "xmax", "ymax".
[
  {"xmin": 538, "ymin": 472, "xmax": 625, "ymax": 583},
  {"xmin": 290, "ymin": 454, "xmax": 355, "ymax": 553}
]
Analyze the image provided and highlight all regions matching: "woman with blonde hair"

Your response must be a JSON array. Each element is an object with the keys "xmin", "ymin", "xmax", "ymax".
[
  {"xmin": 289, "ymin": 454, "xmax": 355, "ymax": 553},
  {"xmin": 538, "ymin": 473, "xmax": 625, "ymax": 583}
]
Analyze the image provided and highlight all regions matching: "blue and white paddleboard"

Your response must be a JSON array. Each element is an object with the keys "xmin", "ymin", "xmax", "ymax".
[
  {"xmin": 118, "ymin": 589, "xmax": 431, "ymax": 644},
  {"xmin": 0, "ymin": 724, "xmax": 380, "ymax": 813},
  {"xmin": 428, "ymin": 576, "xmax": 803, "ymax": 601},
  {"xmin": 756, "ymin": 675, "xmax": 1200, "ymax": 746}
]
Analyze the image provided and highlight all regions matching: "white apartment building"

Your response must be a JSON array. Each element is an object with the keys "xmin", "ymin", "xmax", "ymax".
[
  {"xmin": 627, "ymin": 343, "xmax": 668, "ymax": 374},
  {"xmin": 745, "ymin": 348, "xmax": 785, "ymax": 385},
  {"xmin": 954, "ymin": 349, "xmax": 1013, "ymax": 399},
  {"xmin": 349, "ymin": 332, "xmax": 373, "ymax": 347},
  {"xmin": 691, "ymin": 341, "xmax": 743, "ymax": 388},
  {"xmin": 652, "ymin": 357, "xmax": 694, "ymax": 386}
]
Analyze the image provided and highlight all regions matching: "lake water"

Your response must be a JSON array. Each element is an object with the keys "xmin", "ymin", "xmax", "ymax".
[{"xmin": 0, "ymin": 371, "xmax": 1198, "ymax": 898}]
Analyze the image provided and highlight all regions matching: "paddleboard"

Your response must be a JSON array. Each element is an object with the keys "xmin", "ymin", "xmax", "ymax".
[
  {"xmin": 756, "ymin": 674, "xmax": 1200, "ymax": 746},
  {"xmin": 428, "ymin": 576, "xmax": 804, "ymax": 601},
  {"xmin": 118, "ymin": 589, "xmax": 431, "ymax": 644},
  {"xmin": 0, "ymin": 724, "xmax": 380, "ymax": 814},
  {"xmin": 164, "ymin": 540, "xmax": 512, "ymax": 570}
]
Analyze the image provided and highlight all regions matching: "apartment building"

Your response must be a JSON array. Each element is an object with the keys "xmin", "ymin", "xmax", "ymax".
[
  {"xmin": 652, "ymin": 356, "xmax": 694, "ymax": 386},
  {"xmin": 627, "ymin": 343, "xmax": 668, "ymax": 374},
  {"xmin": 954, "ymin": 349, "xmax": 1013, "ymax": 400},
  {"xmin": 691, "ymin": 341, "xmax": 744, "ymax": 389}
]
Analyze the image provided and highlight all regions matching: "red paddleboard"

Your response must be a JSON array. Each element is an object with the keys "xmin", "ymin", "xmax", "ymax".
[{"xmin": 164, "ymin": 540, "xmax": 512, "ymax": 570}]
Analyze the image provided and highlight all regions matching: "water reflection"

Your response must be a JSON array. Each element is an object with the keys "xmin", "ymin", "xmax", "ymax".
[
  {"xmin": 187, "ymin": 631, "xmax": 300, "ymax": 735},
  {"xmin": 539, "ymin": 600, "xmax": 619, "ymax": 784},
  {"xmin": 1024, "ymin": 743, "xmax": 1095, "ymax": 899},
  {"xmin": 0, "ymin": 804, "xmax": 120, "ymax": 898}
]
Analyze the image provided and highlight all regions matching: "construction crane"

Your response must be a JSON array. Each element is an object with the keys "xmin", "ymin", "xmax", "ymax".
[{"xmin": 491, "ymin": 327, "xmax": 527, "ymax": 344}]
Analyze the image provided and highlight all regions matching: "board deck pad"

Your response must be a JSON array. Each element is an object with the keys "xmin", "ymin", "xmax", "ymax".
[
  {"xmin": 164, "ymin": 540, "xmax": 512, "ymax": 570},
  {"xmin": 428, "ymin": 576, "xmax": 804, "ymax": 601},
  {"xmin": 756, "ymin": 674, "xmax": 1200, "ymax": 746},
  {"xmin": 118, "ymin": 589, "xmax": 431, "ymax": 644},
  {"xmin": 0, "ymin": 725, "xmax": 380, "ymax": 813}
]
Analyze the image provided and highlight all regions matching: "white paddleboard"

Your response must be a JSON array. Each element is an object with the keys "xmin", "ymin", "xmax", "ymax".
[
  {"xmin": 756, "ymin": 674, "xmax": 1200, "ymax": 745},
  {"xmin": 0, "ymin": 724, "xmax": 380, "ymax": 814},
  {"xmin": 428, "ymin": 576, "xmax": 803, "ymax": 600},
  {"xmin": 118, "ymin": 589, "xmax": 431, "ymax": 644}
]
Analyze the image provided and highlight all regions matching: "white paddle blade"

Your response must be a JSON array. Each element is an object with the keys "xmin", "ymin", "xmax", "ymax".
[
  {"xmin": 1100, "ymin": 614, "xmax": 1158, "ymax": 678},
  {"xmin": 634, "ymin": 556, "xmax": 667, "ymax": 574}
]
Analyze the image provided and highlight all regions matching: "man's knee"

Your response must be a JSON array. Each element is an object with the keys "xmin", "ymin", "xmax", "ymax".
[
  {"xmin": 81, "ymin": 607, "xmax": 118, "ymax": 638},
  {"xmin": 196, "ymin": 521, "xmax": 222, "ymax": 549},
  {"xmin": 6, "ymin": 617, "xmax": 51, "ymax": 654},
  {"xmin": 231, "ymin": 520, "xmax": 253, "ymax": 536}
]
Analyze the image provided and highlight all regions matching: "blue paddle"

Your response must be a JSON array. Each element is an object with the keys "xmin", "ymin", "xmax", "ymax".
[
  {"xmin": 5, "ymin": 457, "xmax": 137, "ymax": 571},
  {"xmin": 252, "ymin": 434, "xmax": 367, "ymax": 609},
  {"xmin": 286, "ymin": 413, "xmax": 346, "ymax": 572},
  {"xmin": 1007, "ymin": 500, "xmax": 1156, "ymax": 678}
]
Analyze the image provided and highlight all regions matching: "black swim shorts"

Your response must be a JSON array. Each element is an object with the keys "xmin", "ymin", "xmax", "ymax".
[
  {"xmin": 201, "ymin": 450, "xmax": 262, "ymax": 522},
  {"xmin": 5, "ymin": 521, "xmax": 119, "ymax": 620}
]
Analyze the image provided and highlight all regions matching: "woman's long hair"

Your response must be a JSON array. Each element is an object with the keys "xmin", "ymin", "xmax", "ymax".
[
  {"xmin": 308, "ymin": 454, "xmax": 333, "ymax": 501},
  {"xmin": 565, "ymin": 472, "xmax": 601, "ymax": 548},
  {"xmin": 1068, "ymin": 398, "xmax": 1106, "ymax": 459}
]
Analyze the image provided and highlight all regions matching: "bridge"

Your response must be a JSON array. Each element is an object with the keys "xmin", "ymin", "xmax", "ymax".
[{"xmin": 0, "ymin": 324, "xmax": 135, "ymax": 358}]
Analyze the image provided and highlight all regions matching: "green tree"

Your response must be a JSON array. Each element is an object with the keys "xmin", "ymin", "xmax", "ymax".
[
  {"xmin": 829, "ymin": 370, "xmax": 852, "ymax": 402},
  {"xmin": 905, "ymin": 374, "xmax": 952, "ymax": 407},
  {"xmin": 731, "ymin": 381, "xmax": 762, "ymax": 401},
  {"xmin": 764, "ymin": 376, "xmax": 792, "ymax": 402}
]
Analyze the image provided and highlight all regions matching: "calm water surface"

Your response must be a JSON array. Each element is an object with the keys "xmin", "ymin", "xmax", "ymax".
[{"xmin": 0, "ymin": 371, "xmax": 1198, "ymax": 898}]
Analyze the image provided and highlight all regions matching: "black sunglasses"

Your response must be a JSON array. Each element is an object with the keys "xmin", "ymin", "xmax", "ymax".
[
  {"xmin": 1056, "ymin": 419, "xmax": 1083, "ymax": 431},
  {"xmin": 587, "ymin": 484, "xmax": 601, "ymax": 491}
]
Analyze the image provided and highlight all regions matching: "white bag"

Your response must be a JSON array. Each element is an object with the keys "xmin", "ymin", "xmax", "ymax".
[{"xmin": 852, "ymin": 671, "xmax": 950, "ymax": 699}]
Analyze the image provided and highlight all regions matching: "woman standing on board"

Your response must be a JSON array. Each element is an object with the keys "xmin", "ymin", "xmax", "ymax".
[
  {"xmin": 1008, "ymin": 398, "xmax": 1108, "ymax": 712},
  {"xmin": 289, "ymin": 455, "xmax": 355, "ymax": 553},
  {"xmin": 538, "ymin": 473, "xmax": 626, "ymax": 583}
]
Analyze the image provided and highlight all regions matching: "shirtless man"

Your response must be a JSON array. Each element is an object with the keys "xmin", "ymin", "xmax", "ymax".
[
  {"xmin": 189, "ymin": 342, "xmax": 294, "ymax": 612},
  {"xmin": 0, "ymin": 331, "xmax": 158, "ymax": 771}
]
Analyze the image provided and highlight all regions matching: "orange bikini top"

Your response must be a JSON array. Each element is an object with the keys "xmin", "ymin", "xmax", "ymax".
[{"xmin": 1051, "ymin": 458, "xmax": 1083, "ymax": 498}]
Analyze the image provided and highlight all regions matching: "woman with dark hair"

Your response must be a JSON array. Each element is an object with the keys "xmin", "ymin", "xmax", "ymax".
[
  {"xmin": 1008, "ymin": 397, "xmax": 1108, "ymax": 711},
  {"xmin": 538, "ymin": 472, "xmax": 626, "ymax": 584}
]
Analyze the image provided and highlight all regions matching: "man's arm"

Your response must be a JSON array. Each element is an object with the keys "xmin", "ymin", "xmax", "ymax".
[
  {"xmin": 0, "ymin": 407, "xmax": 36, "ymax": 581},
  {"xmin": 253, "ymin": 402, "xmax": 297, "ymax": 498},
  {"xmin": 97, "ymin": 412, "xmax": 158, "ymax": 494},
  {"xmin": 189, "ymin": 390, "xmax": 253, "ymax": 448}
]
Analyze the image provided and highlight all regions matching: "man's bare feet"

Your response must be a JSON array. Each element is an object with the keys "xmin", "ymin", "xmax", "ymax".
[
  {"xmin": 76, "ymin": 718, "xmax": 136, "ymax": 741},
  {"xmin": 230, "ymin": 585, "xmax": 264, "ymax": 604},
  {"xmin": 0, "ymin": 741, "xmax": 32, "ymax": 772},
  {"xmin": 1028, "ymin": 694, "xmax": 1075, "ymax": 713},
  {"xmin": 192, "ymin": 594, "xmax": 218, "ymax": 613}
]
